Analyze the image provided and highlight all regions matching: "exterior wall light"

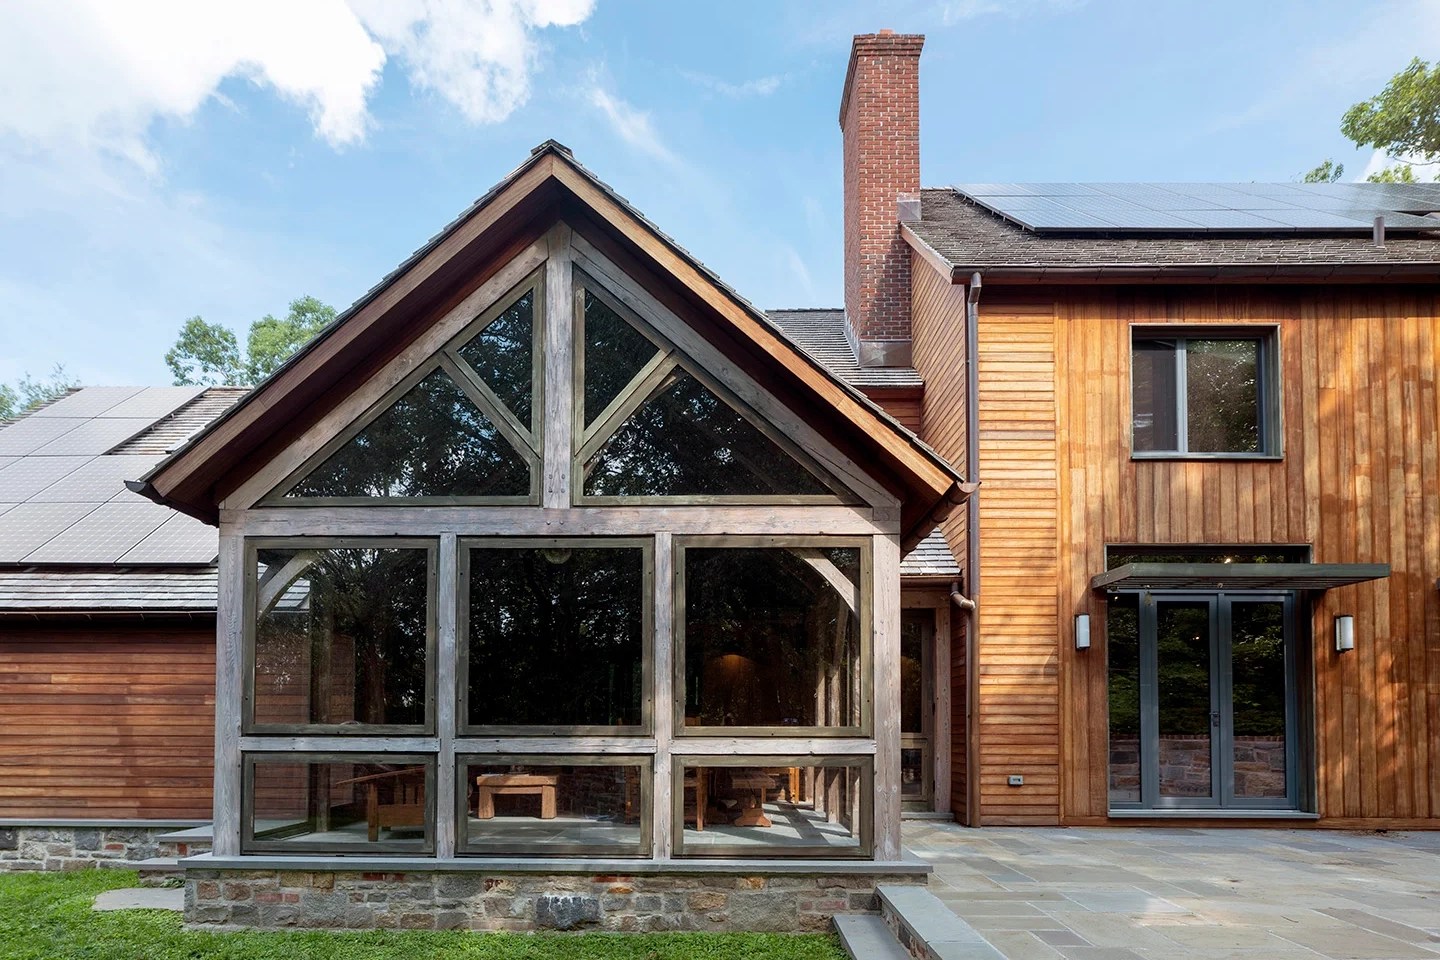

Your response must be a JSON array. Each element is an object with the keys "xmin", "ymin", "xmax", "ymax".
[
  {"xmin": 1335, "ymin": 614, "xmax": 1355, "ymax": 653},
  {"xmin": 1074, "ymin": 613, "xmax": 1091, "ymax": 650}
]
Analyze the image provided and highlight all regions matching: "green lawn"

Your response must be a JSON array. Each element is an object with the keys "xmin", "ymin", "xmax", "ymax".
[{"xmin": 0, "ymin": 870, "xmax": 845, "ymax": 960}]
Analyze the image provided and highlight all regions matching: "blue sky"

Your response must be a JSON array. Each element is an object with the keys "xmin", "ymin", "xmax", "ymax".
[{"xmin": 0, "ymin": 0, "xmax": 1433, "ymax": 387}]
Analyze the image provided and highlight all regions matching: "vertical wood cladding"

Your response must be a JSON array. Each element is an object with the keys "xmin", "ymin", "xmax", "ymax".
[
  {"xmin": 911, "ymin": 263, "xmax": 1440, "ymax": 826},
  {"xmin": 0, "ymin": 620, "xmax": 216, "ymax": 820}
]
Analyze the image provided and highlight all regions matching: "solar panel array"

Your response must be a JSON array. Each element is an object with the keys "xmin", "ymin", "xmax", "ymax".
[
  {"xmin": 955, "ymin": 182, "xmax": 1440, "ymax": 234},
  {"xmin": 0, "ymin": 386, "xmax": 223, "ymax": 565}
]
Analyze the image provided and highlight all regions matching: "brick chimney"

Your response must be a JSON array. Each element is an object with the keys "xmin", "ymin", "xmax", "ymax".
[{"xmin": 840, "ymin": 30, "xmax": 923, "ymax": 367}]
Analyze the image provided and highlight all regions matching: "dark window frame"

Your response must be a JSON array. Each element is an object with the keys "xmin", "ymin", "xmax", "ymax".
[
  {"xmin": 243, "ymin": 537, "xmax": 438, "ymax": 737},
  {"xmin": 456, "ymin": 536, "xmax": 655, "ymax": 737},
  {"xmin": 454, "ymin": 753, "xmax": 654, "ymax": 858},
  {"xmin": 241, "ymin": 751, "xmax": 437, "ymax": 856},
  {"xmin": 673, "ymin": 535, "xmax": 873, "ymax": 739},
  {"xmin": 1129, "ymin": 325, "xmax": 1282, "ymax": 460}
]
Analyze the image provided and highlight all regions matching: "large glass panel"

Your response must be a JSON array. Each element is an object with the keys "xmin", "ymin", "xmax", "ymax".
[
  {"xmin": 582, "ymin": 290, "xmax": 660, "ymax": 426},
  {"xmin": 583, "ymin": 370, "xmax": 832, "ymax": 498},
  {"xmin": 285, "ymin": 368, "xmax": 530, "ymax": 499},
  {"xmin": 455, "ymin": 289, "xmax": 534, "ymax": 429},
  {"xmin": 900, "ymin": 611, "xmax": 926, "ymax": 735},
  {"xmin": 1186, "ymin": 338, "xmax": 1261, "ymax": 453},
  {"xmin": 244, "ymin": 755, "xmax": 432, "ymax": 854},
  {"xmin": 464, "ymin": 544, "xmax": 645, "ymax": 729},
  {"xmin": 459, "ymin": 759, "xmax": 649, "ymax": 856},
  {"xmin": 1107, "ymin": 595, "xmax": 1141, "ymax": 805},
  {"xmin": 675, "ymin": 760, "xmax": 868, "ymax": 858},
  {"xmin": 1230, "ymin": 601, "xmax": 1288, "ymax": 800},
  {"xmin": 1132, "ymin": 339, "xmax": 1179, "ymax": 452},
  {"xmin": 682, "ymin": 546, "xmax": 862, "ymax": 730},
  {"xmin": 251, "ymin": 546, "xmax": 430, "ymax": 731},
  {"xmin": 1156, "ymin": 601, "xmax": 1213, "ymax": 799}
]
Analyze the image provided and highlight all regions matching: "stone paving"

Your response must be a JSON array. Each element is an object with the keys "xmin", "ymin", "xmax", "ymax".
[{"xmin": 902, "ymin": 823, "xmax": 1440, "ymax": 960}]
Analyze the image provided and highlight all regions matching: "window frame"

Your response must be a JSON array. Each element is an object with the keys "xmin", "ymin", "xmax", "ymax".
[
  {"xmin": 260, "ymin": 272, "xmax": 545, "ymax": 506},
  {"xmin": 670, "ymin": 754, "xmax": 874, "ymax": 859},
  {"xmin": 454, "ymin": 753, "xmax": 654, "ymax": 858},
  {"xmin": 242, "ymin": 537, "xmax": 439, "ymax": 736},
  {"xmin": 673, "ymin": 535, "xmax": 873, "ymax": 739},
  {"xmin": 1128, "ymin": 324, "xmax": 1282, "ymax": 460},
  {"xmin": 241, "ymin": 751, "xmax": 437, "ymax": 856},
  {"xmin": 571, "ymin": 269, "xmax": 859, "ymax": 506},
  {"xmin": 456, "ymin": 536, "xmax": 655, "ymax": 737}
]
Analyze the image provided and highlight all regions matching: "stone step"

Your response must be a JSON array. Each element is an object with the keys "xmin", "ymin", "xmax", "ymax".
[
  {"xmin": 835, "ymin": 915, "xmax": 910, "ymax": 960},
  {"xmin": 877, "ymin": 885, "xmax": 1005, "ymax": 960},
  {"xmin": 133, "ymin": 857, "xmax": 182, "ymax": 886}
]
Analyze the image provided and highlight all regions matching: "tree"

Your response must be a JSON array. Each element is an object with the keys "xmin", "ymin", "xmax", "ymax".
[
  {"xmin": 0, "ymin": 365, "xmax": 80, "ymax": 420},
  {"xmin": 165, "ymin": 296, "xmax": 336, "ymax": 387},
  {"xmin": 1308, "ymin": 57, "xmax": 1440, "ymax": 184}
]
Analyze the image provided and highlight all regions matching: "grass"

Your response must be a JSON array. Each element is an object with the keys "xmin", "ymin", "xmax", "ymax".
[{"xmin": 0, "ymin": 870, "xmax": 846, "ymax": 960}]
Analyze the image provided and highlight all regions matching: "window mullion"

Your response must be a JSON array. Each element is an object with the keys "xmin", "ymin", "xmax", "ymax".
[
  {"xmin": 653, "ymin": 532, "xmax": 675, "ymax": 859},
  {"xmin": 435, "ymin": 533, "xmax": 458, "ymax": 858},
  {"xmin": 1175, "ymin": 338, "xmax": 1189, "ymax": 454}
]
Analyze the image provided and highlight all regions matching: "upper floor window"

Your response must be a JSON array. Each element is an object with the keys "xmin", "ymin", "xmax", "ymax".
[{"xmin": 1131, "ymin": 330, "xmax": 1279, "ymax": 457}]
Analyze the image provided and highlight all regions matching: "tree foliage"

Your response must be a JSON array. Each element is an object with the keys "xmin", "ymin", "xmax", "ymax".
[
  {"xmin": 1308, "ymin": 57, "xmax": 1440, "ymax": 185},
  {"xmin": 165, "ymin": 296, "xmax": 336, "ymax": 387},
  {"xmin": 0, "ymin": 364, "xmax": 80, "ymax": 420},
  {"xmin": 1302, "ymin": 159, "xmax": 1344, "ymax": 183}
]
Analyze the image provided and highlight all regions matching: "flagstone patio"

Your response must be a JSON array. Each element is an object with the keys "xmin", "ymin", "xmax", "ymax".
[{"xmin": 901, "ymin": 823, "xmax": 1440, "ymax": 960}]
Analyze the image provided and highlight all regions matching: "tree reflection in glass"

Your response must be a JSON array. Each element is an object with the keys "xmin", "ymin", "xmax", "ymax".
[
  {"xmin": 286, "ymin": 368, "xmax": 530, "ymax": 498},
  {"xmin": 455, "ymin": 290, "xmax": 534, "ymax": 430}
]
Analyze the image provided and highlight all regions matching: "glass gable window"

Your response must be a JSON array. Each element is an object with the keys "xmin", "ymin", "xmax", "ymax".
[
  {"xmin": 249, "ymin": 544, "xmax": 433, "ymax": 733},
  {"xmin": 462, "ymin": 541, "xmax": 649, "ymax": 732},
  {"xmin": 454, "ymin": 289, "xmax": 535, "ymax": 430},
  {"xmin": 1132, "ymin": 331, "xmax": 1278, "ymax": 457},
  {"xmin": 679, "ymin": 542, "xmax": 866, "ymax": 734}
]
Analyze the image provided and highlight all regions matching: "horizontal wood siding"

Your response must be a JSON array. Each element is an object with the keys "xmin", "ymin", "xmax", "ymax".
[
  {"xmin": 863, "ymin": 392, "xmax": 923, "ymax": 433},
  {"xmin": 0, "ymin": 621, "xmax": 216, "ymax": 819},
  {"xmin": 1052, "ymin": 286, "xmax": 1440, "ymax": 824},
  {"xmin": 909, "ymin": 254, "xmax": 973, "ymax": 822}
]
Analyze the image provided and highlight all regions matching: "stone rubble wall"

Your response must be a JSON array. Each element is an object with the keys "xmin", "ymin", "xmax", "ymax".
[
  {"xmin": 186, "ymin": 869, "xmax": 927, "ymax": 932},
  {"xmin": 0, "ymin": 826, "xmax": 211, "ymax": 871}
]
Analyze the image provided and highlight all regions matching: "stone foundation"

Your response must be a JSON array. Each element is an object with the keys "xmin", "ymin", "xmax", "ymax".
[
  {"xmin": 0, "ymin": 825, "xmax": 211, "ymax": 872},
  {"xmin": 185, "ymin": 868, "xmax": 927, "ymax": 932}
]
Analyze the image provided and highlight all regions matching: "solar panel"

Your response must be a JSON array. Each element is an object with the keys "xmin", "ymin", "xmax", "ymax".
[
  {"xmin": 0, "ymin": 456, "xmax": 94, "ymax": 501},
  {"xmin": 0, "ymin": 503, "xmax": 16, "ymax": 519},
  {"xmin": 954, "ymin": 182, "xmax": 1440, "ymax": 234},
  {"xmin": 0, "ymin": 502, "xmax": 101, "ymax": 561},
  {"xmin": 100, "ymin": 386, "xmax": 204, "ymax": 419},
  {"xmin": 27, "ymin": 455, "xmax": 160, "ymax": 503},
  {"xmin": 22, "ymin": 500, "xmax": 172, "ymax": 563},
  {"xmin": 0, "ymin": 457, "xmax": 15, "ymax": 472},
  {"xmin": 28, "ymin": 387, "xmax": 145, "ymax": 418},
  {"xmin": 117, "ymin": 512, "xmax": 218, "ymax": 564},
  {"xmin": 28, "ymin": 418, "xmax": 153, "ymax": 456},
  {"xmin": 0, "ymin": 417, "xmax": 85, "ymax": 456}
]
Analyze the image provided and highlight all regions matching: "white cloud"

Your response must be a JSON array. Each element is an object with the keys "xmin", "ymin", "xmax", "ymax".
[
  {"xmin": 0, "ymin": 0, "xmax": 594, "ymax": 169},
  {"xmin": 1356, "ymin": 148, "xmax": 1440, "ymax": 182},
  {"xmin": 586, "ymin": 81, "xmax": 676, "ymax": 163},
  {"xmin": 684, "ymin": 71, "xmax": 784, "ymax": 99}
]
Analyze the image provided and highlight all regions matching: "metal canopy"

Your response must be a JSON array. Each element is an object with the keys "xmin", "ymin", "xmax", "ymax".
[{"xmin": 1091, "ymin": 562, "xmax": 1391, "ymax": 593}]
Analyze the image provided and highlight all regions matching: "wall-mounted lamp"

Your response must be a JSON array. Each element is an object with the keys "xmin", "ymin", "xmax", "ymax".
[
  {"xmin": 1334, "ymin": 614, "xmax": 1355, "ymax": 653},
  {"xmin": 1074, "ymin": 614, "xmax": 1091, "ymax": 650}
]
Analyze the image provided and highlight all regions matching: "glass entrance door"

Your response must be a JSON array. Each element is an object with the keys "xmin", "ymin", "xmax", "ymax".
[
  {"xmin": 1108, "ymin": 592, "xmax": 1297, "ymax": 811},
  {"xmin": 899, "ymin": 610, "xmax": 933, "ymax": 810}
]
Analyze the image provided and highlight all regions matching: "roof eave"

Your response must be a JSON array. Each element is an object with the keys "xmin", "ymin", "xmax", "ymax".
[{"xmin": 945, "ymin": 263, "xmax": 1440, "ymax": 284}]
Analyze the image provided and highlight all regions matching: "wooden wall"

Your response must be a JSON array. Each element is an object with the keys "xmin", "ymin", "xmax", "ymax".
[
  {"xmin": 911, "ymin": 252, "xmax": 1440, "ymax": 826},
  {"xmin": 0, "ymin": 620, "xmax": 216, "ymax": 820}
]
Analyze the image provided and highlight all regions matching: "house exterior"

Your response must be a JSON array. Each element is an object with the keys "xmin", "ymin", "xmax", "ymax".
[{"xmin": 0, "ymin": 27, "xmax": 1438, "ymax": 933}]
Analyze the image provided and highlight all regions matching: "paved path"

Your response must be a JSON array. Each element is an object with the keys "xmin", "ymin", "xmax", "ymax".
[{"xmin": 902, "ymin": 823, "xmax": 1440, "ymax": 960}]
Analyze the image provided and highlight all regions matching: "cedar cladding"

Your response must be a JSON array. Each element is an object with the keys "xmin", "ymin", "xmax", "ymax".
[
  {"xmin": 0, "ymin": 620, "xmax": 216, "ymax": 820},
  {"xmin": 911, "ymin": 249, "xmax": 1440, "ymax": 826}
]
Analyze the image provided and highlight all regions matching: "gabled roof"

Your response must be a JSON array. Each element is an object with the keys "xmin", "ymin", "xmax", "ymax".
[
  {"xmin": 908, "ymin": 186, "xmax": 1440, "ymax": 283},
  {"xmin": 0, "ymin": 387, "xmax": 244, "ymax": 566},
  {"xmin": 767, "ymin": 309, "xmax": 923, "ymax": 390},
  {"xmin": 139, "ymin": 142, "xmax": 964, "ymax": 547}
]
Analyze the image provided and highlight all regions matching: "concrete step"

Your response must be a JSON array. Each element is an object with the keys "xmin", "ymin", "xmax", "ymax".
[
  {"xmin": 877, "ymin": 885, "xmax": 1005, "ymax": 960},
  {"xmin": 834, "ymin": 914, "xmax": 909, "ymax": 960}
]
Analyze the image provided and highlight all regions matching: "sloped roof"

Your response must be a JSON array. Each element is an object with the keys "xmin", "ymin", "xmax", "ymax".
[
  {"xmin": 0, "ymin": 387, "xmax": 245, "ymax": 566},
  {"xmin": 898, "ymin": 530, "xmax": 959, "ymax": 578},
  {"xmin": 0, "ymin": 567, "xmax": 219, "ymax": 613},
  {"xmin": 907, "ymin": 187, "xmax": 1440, "ymax": 282},
  {"xmin": 140, "ymin": 142, "xmax": 965, "ymax": 547},
  {"xmin": 766, "ymin": 309, "xmax": 922, "ymax": 389}
]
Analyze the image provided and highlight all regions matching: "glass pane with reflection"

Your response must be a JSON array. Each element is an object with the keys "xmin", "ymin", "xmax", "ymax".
[
  {"xmin": 460, "ymin": 759, "xmax": 648, "ymax": 856},
  {"xmin": 1107, "ymin": 594, "xmax": 1141, "ymax": 804},
  {"xmin": 246, "ymin": 756, "xmax": 431, "ymax": 853},
  {"xmin": 1132, "ymin": 339, "xmax": 1179, "ymax": 451},
  {"xmin": 1186, "ymin": 338, "xmax": 1260, "ymax": 453},
  {"xmin": 1230, "ymin": 601, "xmax": 1288, "ymax": 800},
  {"xmin": 677, "ymin": 761, "xmax": 866, "ymax": 857},
  {"xmin": 1157, "ymin": 600, "xmax": 1214, "ymax": 799},
  {"xmin": 582, "ymin": 291, "xmax": 659, "ymax": 426},
  {"xmin": 454, "ymin": 289, "xmax": 534, "ymax": 429}
]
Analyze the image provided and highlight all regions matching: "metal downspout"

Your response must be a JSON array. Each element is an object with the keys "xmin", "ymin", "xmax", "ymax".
[{"xmin": 964, "ymin": 271, "xmax": 982, "ymax": 827}]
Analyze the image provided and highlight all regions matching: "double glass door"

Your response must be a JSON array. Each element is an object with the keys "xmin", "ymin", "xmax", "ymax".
[{"xmin": 1108, "ymin": 592, "xmax": 1298, "ymax": 811}]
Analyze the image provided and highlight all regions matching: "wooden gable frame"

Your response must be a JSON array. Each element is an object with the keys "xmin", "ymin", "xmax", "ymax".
[{"xmin": 137, "ymin": 142, "xmax": 965, "ymax": 546}]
